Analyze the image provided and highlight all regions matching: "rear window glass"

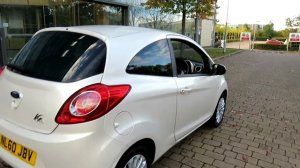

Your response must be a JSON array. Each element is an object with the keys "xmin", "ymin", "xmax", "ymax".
[{"xmin": 7, "ymin": 31, "xmax": 106, "ymax": 82}]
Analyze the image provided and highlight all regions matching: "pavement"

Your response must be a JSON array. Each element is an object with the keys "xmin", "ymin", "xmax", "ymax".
[
  {"xmin": 225, "ymin": 41, "xmax": 267, "ymax": 50},
  {"xmin": 1, "ymin": 50, "xmax": 300, "ymax": 168},
  {"xmin": 226, "ymin": 41, "xmax": 253, "ymax": 50}
]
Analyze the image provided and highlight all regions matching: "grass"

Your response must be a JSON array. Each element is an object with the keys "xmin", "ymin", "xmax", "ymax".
[{"xmin": 204, "ymin": 48, "xmax": 240, "ymax": 59}]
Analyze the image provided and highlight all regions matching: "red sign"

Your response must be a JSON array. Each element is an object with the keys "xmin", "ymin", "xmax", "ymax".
[
  {"xmin": 240, "ymin": 32, "xmax": 251, "ymax": 41},
  {"xmin": 289, "ymin": 33, "xmax": 300, "ymax": 42}
]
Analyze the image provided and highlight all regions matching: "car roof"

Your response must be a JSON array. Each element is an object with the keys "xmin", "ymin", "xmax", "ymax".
[
  {"xmin": 32, "ymin": 25, "xmax": 212, "ymax": 78},
  {"xmin": 38, "ymin": 25, "xmax": 180, "ymax": 40}
]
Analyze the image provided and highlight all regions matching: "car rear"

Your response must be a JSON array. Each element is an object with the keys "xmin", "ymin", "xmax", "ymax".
[{"xmin": 0, "ymin": 28, "xmax": 126, "ymax": 167}]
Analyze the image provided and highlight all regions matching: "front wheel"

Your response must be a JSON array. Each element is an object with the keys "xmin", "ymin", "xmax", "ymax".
[
  {"xmin": 116, "ymin": 146, "xmax": 151, "ymax": 168},
  {"xmin": 208, "ymin": 96, "xmax": 226, "ymax": 127}
]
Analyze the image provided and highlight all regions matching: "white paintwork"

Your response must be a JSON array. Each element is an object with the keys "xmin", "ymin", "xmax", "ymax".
[
  {"xmin": 0, "ymin": 68, "xmax": 103, "ymax": 134},
  {"xmin": 174, "ymin": 76, "xmax": 219, "ymax": 140},
  {"xmin": 0, "ymin": 26, "xmax": 227, "ymax": 168},
  {"xmin": 114, "ymin": 111, "xmax": 134, "ymax": 135}
]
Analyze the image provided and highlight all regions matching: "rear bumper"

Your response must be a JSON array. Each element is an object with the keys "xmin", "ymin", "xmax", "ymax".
[{"xmin": 0, "ymin": 119, "xmax": 123, "ymax": 168}]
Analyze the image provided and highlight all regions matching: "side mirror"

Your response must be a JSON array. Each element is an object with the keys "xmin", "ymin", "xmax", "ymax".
[{"xmin": 212, "ymin": 64, "xmax": 226, "ymax": 75}]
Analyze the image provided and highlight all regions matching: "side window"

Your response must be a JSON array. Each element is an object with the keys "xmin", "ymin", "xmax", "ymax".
[
  {"xmin": 171, "ymin": 40, "xmax": 205, "ymax": 75},
  {"xmin": 126, "ymin": 39, "xmax": 172, "ymax": 77},
  {"xmin": 171, "ymin": 40, "xmax": 207, "ymax": 76}
]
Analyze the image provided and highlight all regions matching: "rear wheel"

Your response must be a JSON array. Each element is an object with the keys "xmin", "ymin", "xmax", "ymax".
[
  {"xmin": 116, "ymin": 146, "xmax": 151, "ymax": 168},
  {"xmin": 209, "ymin": 96, "xmax": 226, "ymax": 127}
]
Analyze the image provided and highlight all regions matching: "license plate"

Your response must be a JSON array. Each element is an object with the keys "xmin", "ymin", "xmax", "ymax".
[{"xmin": 0, "ymin": 134, "xmax": 37, "ymax": 166}]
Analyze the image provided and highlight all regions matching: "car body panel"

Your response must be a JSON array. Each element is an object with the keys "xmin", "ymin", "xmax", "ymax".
[
  {"xmin": 166, "ymin": 34, "xmax": 222, "ymax": 140},
  {"xmin": 266, "ymin": 39, "xmax": 284, "ymax": 45},
  {"xmin": 0, "ymin": 116, "xmax": 125, "ymax": 168},
  {"xmin": 0, "ymin": 68, "xmax": 103, "ymax": 134},
  {"xmin": 103, "ymin": 75, "xmax": 178, "ymax": 162},
  {"xmin": 174, "ymin": 76, "xmax": 219, "ymax": 140},
  {"xmin": 101, "ymin": 33, "xmax": 179, "ymax": 161},
  {"xmin": 0, "ymin": 26, "xmax": 228, "ymax": 168}
]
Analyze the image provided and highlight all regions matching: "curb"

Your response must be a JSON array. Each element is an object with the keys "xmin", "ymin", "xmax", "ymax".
[{"xmin": 251, "ymin": 49, "xmax": 300, "ymax": 54}]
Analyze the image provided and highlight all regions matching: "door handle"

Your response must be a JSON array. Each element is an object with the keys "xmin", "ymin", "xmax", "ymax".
[{"xmin": 180, "ymin": 88, "xmax": 192, "ymax": 94}]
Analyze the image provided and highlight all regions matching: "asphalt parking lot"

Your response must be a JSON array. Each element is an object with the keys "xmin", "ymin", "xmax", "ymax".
[{"xmin": 1, "ymin": 50, "xmax": 300, "ymax": 168}]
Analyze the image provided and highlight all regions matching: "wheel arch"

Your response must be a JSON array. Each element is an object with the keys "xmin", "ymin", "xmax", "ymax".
[
  {"xmin": 221, "ymin": 89, "xmax": 228, "ymax": 100},
  {"xmin": 117, "ymin": 138, "xmax": 156, "ymax": 166},
  {"xmin": 217, "ymin": 76, "xmax": 228, "ymax": 101}
]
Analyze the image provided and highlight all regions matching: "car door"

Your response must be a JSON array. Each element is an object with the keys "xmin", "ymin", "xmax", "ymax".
[{"xmin": 168, "ymin": 35, "xmax": 220, "ymax": 141}]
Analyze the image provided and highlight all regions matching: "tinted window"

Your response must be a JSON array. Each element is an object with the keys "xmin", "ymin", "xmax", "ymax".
[
  {"xmin": 7, "ymin": 31, "xmax": 106, "ymax": 82},
  {"xmin": 171, "ymin": 40, "xmax": 207, "ymax": 75},
  {"xmin": 126, "ymin": 39, "xmax": 172, "ymax": 77}
]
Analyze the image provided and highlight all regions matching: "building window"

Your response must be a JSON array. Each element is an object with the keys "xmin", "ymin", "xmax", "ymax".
[
  {"xmin": 76, "ymin": 2, "xmax": 124, "ymax": 25},
  {"xmin": 0, "ymin": 0, "xmax": 127, "ymax": 63}
]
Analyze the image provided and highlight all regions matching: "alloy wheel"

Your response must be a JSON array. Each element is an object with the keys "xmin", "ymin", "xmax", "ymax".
[
  {"xmin": 124, "ymin": 154, "xmax": 147, "ymax": 168},
  {"xmin": 216, "ymin": 97, "xmax": 225, "ymax": 124}
]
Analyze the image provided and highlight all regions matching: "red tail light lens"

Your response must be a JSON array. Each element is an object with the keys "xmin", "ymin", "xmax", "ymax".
[
  {"xmin": 55, "ymin": 84, "xmax": 131, "ymax": 124},
  {"xmin": 70, "ymin": 91, "xmax": 101, "ymax": 116},
  {"xmin": 0, "ymin": 66, "xmax": 4, "ymax": 76}
]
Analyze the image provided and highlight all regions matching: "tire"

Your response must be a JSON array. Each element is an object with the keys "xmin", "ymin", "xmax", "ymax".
[
  {"xmin": 116, "ymin": 145, "xmax": 151, "ymax": 168},
  {"xmin": 208, "ymin": 95, "xmax": 226, "ymax": 127}
]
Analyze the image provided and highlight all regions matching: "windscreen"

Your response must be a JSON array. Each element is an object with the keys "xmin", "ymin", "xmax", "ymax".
[{"xmin": 7, "ymin": 31, "xmax": 106, "ymax": 82}]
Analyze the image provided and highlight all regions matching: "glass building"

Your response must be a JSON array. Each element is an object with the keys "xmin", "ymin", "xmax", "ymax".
[{"xmin": 0, "ymin": 0, "xmax": 215, "ymax": 65}]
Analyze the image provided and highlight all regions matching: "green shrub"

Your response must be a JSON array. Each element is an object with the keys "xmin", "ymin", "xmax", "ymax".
[
  {"xmin": 287, "ymin": 42, "xmax": 299, "ymax": 51},
  {"xmin": 254, "ymin": 44, "xmax": 286, "ymax": 50},
  {"xmin": 290, "ymin": 42, "xmax": 300, "ymax": 47},
  {"xmin": 255, "ymin": 37, "xmax": 286, "ymax": 41},
  {"xmin": 227, "ymin": 39, "xmax": 240, "ymax": 43},
  {"xmin": 274, "ymin": 38, "xmax": 286, "ymax": 41},
  {"xmin": 255, "ymin": 37, "xmax": 268, "ymax": 41},
  {"xmin": 254, "ymin": 44, "xmax": 299, "ymax": 51}
]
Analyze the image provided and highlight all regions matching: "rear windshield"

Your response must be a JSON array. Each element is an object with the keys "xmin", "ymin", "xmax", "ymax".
[{"xmin": 7, "ymin": 31, "xmax": 106, "ymax": 82}]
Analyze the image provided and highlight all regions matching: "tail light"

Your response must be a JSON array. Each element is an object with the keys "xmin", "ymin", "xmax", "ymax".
[
  {"xmin": 0, "ymin": 66, "xmax": 4, "ymax": 76},
  {"xmin": 55, "ymin": 84, "xmax": 131, "ymax": 124}
]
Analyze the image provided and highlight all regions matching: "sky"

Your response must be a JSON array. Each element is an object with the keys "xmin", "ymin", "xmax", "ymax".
[{"xmin": 217, "ymin": 0, "xmax": 300, "ymax": 30}]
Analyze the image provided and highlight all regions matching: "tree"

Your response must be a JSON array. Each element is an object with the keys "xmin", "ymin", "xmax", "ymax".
[
  {"xmin": 263, "ymin": 22, "xmax": 275, "ymax": 39},
  {"xmin": 216, "ymin": 24, "xmax": 251, "ymax": 35},
  {"xmin": 129, "ymin": 6, "xmax": 144, "ymax": 26},
  {"xmin": 144, "ymin": 0, "xmax": 216, "ymax": 35},
  {"xmin": 277, "ymin": 29, "xmax": 292, "ymax": 38},
  {"xmin": 242, "ymin": 24, "xmax": 251, "ymax": 32},
  {"xmin": 126, "ymin": 0, "xmax": 144, "ymax": 26},
  {"xmin": 139, "ymin": 9, "xmax": 174, "ymax": 29},
  {"xmin": 286, "ymin": 14, "xmax": 300, "ymax": 29}
]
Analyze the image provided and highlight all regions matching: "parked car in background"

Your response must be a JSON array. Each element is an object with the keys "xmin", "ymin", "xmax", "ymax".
[
  {"xmin": 266, "ymin": 39, "xmax": 284, "ymax": 45},
  {"xmin": 0, "ymin": 26, "xmax": 227, "ymax": 168}
]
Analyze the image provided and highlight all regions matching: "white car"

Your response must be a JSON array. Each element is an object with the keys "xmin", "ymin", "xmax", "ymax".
[{"xmin": 0, "ymin": 26, "xmax": 227, "ymax": 168}]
